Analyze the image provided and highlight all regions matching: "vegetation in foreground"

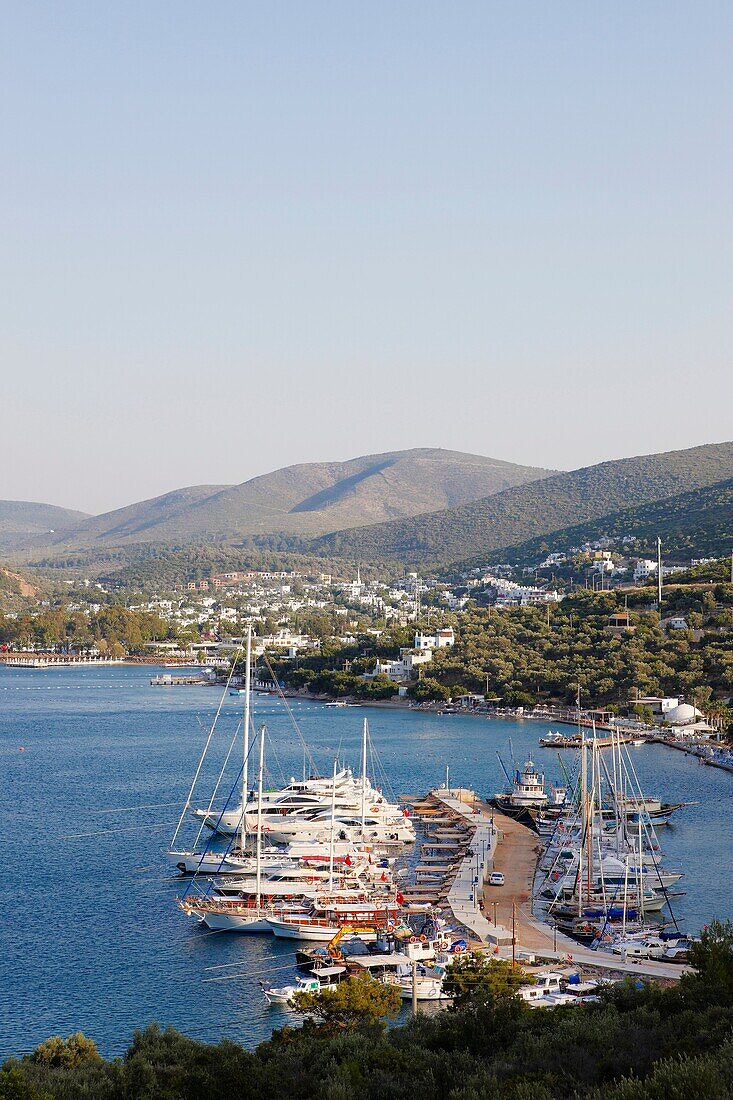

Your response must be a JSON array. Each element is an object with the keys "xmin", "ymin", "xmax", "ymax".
[{"xmin": 4, "ymin": 922, "xmax": 733, "ymax": 1099}]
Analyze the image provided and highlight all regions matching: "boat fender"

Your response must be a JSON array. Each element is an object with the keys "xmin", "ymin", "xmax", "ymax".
[
  {"xmin": 409, "ymin": 936, "xmax": 419, "ymax": 944},
  {"xmin": 371, "ymin": 805, "xmax": 379, "ymax": 813},
  {"xmin": 419, "ymin": 934, "xmax": 427, "ymax": 942}
]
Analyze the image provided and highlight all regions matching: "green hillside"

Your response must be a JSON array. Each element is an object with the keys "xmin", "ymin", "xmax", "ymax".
[
  {"xmin": 468, "ymin": 477, "xmax": 733, "ymax": 569},
  {"xmin": 311, "ymin": 441, "xmax": 733, "ymax": 566},
  {"xmin": 26, "ymin": 448, "xmax": 553, "ymax": 550}
]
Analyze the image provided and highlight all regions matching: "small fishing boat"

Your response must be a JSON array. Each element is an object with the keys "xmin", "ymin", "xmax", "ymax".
[{"xmin": 261, "ymin": 966, "xmax": 346, "ymax": 1005}]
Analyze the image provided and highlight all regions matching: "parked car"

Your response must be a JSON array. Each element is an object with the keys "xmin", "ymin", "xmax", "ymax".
[{"xmin": 488, "ymin": 871, "xmax": 505, "ymax": 886}]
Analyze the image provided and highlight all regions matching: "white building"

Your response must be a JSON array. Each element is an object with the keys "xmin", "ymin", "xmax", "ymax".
[
  {"xmin": 414, "ymin": 628, "xmax": 454, "ymax": 650},
  {"xmin": 633, "ymin": 559, "xmax": 658, "ymax": 583},
  {"xmin": 367, "ymin": 650, "xmax": 434, "ymax": 682}
]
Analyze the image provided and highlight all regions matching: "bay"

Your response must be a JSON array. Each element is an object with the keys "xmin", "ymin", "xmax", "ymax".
[{"xmin": 1, "ymin": 664, "xmax": 730, "ymax": 1057}]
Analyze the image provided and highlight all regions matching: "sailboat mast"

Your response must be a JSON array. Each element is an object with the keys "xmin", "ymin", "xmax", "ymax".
[
  {"xmin": 360, "ymin": 718, "xmax": 368, "ymax": 836},
  {"xmin": 328, "ymin": 757, "xmax": 337, "ymax": 891},
  {"xmin": 241, "ymin": 623, "xmax": 252, "ymax": 850},
  {"xmin": 255, "ymin": 724, "xmax": 265, "ymax": 909},
  {"xmin": 578, "ymin": 732, "xmax": 586, "ymax": 918}
]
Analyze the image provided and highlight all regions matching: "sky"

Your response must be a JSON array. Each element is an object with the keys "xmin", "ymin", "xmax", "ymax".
[{"xmin": 2, "ymin": 2, "xmax": 732, "ymax": 515}]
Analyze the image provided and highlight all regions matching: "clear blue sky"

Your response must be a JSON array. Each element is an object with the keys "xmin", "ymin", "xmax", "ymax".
[{"xmin": 2, "ymin": 2, "xmax": 731, "ymax": 514}]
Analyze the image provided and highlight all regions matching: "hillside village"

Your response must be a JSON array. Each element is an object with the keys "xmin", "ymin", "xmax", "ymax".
[{"xmin": 1, "ymin": 543, "xmax": 731, "ymax": 739}]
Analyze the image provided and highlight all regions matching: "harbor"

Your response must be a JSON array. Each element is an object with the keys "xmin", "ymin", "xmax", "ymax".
[{"xmin": 2, "ymin": 660, "xmax": 730, "ymax": 1056}]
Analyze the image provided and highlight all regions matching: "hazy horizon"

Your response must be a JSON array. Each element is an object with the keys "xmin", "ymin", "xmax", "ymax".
[
  {"xmin": 3, "ymin": 3, "xmax": 732, "ymax": 513},
  {"xmin": 4, "ymin": 436, "xmax": 733, "ymax": 518}
]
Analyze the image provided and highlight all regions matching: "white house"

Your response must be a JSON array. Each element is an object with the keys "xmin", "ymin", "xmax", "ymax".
[
  {"xmin": 414, "ymin": 628, "xmax": 454, "ymax": 650},
  {"xmin": 633, "ymin": 559, "xmax": 657, "ymax": 583},
  {"xmin": 633, "ymin": 696, "xmax": 680, "ymax": 717},
  {"xmin": 368, "ymin": 650, "xmax": 434, "ymax": 682}
]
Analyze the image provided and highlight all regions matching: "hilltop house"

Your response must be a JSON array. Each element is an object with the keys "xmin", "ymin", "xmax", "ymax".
[
  {"xmin": 414, "ymin": 628, "xmax": 455, "ymax": 650},
  {"xmin": 370, "ymin": 650, "xmax": 433, "ymax": 682},
  {"xmin": 633, "ymin": 559, "xmax": 658, "ymax": 584}
]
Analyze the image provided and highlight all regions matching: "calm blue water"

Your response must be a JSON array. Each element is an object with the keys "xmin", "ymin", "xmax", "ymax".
[{"xmin": 1, "ymin": 664, "xmax": 731, "ymax": 1057}]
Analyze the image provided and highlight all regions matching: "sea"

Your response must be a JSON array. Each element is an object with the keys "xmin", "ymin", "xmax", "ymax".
[{"xmin": 1, "ymin": 664, "xmax": 731, "ymax": 1058}]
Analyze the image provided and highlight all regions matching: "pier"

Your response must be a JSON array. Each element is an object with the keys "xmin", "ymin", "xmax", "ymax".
[
  {"xmin": 481, "ymin": 806, "xmax": 690, "ymax": 980},
  {"xmin": 409, "ymin": 787, "xmax": 690, "ymax": 981},
  {"xmin": 0, "ymin": 652, "xmax": 124, "ymax": 668},
  {"xmin": 150, "ymin": 673, "xmax": 215, "ymax": 686}
]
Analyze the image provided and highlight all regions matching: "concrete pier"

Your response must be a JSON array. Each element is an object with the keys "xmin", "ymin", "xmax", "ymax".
[{"xmin": 415, "ymin": 790, "xmax": 690, "ymax": 980}]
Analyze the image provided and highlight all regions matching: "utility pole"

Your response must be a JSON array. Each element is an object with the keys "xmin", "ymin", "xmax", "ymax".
[
  {"xmin": 511, "ymin": 900, "xmax": 516, "ymax": 967},
  {"xmin": 657, "ymin": 537, "xmax": 663, "ymax": 616}
]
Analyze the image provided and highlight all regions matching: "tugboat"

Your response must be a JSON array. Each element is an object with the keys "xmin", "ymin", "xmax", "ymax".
[{"xmin": 490, "ymin": 758, "xmax": 567, "ymax": 829}]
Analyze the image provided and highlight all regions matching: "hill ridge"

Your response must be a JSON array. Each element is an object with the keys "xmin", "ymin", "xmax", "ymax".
[
  {"xmin": 309, "ymin": 440, "xmax": 733, "ymax": 566},
  {"xmin": 3, "ymin": 447, "xmax": 553, "ymax": 553}
]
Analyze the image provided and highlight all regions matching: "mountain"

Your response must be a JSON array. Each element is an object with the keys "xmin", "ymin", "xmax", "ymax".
[
  {"xmin": 0, "ymin": 501, "xmax": 90, "ymax": 553},
  {"xmin": 36, "ymin": 449, "xmax": 554, "ymax": 550},
  {"xmin": 473, "ymin": 476, "xmax": 733, "ymax": 569},
  {"xmin": 309, "ymin": 441, "xmax": 733, "ymax": 566}
]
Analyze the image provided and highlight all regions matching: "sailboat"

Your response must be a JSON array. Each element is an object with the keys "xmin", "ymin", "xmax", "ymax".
[
  {"xmin": 180, "ymin": 721, "xmax": 273, "ymax": 932},
  {"xmin": 537, "ymin": 727, "xmax": 681, "ymax": 941}
]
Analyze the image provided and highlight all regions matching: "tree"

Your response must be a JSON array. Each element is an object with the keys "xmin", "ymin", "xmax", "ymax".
[
  {"xmin": 686, "ymin": 919, "xmax": 733, "ymax": 996},
  {"xmin": 0, "ymin": 1066, "xmax": 48, "ymax": 1100},
  {"xmin": 29, "ymin": 1033, "xmax": 101, "ymax": 1069},
  {"xmin": 290, "ymin": 973, "xmax": 401, "ymax": 1031},
  {"xmin": 408, "ymin": 677, "xmax": 450, "ymax": 702},
  {"xmin": 442, "ymin": 953, "xmax": 526, "ymax": 1009}
]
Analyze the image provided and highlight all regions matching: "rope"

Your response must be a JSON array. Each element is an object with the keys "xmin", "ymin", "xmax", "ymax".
[
  {"xmin": 169, "ymin": 650, "xmax": 242, "ymax": 849},
  {"xmin": 261, "ymin": 654, "xmax": 319, "ymax": 777}
]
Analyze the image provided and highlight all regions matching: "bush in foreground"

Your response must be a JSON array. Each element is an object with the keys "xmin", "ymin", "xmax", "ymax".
[{"xmin": 4, "ymin": 926, "xmax": 733, "ymax": 1099}]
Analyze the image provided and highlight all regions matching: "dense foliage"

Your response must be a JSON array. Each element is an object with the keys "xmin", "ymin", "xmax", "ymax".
[
  {"xmin": 5, "ymin": 923, "xmax": 733, "ymax": 1099},
  {"xmin": 273, "ymin": 589, "xmax": 733, "ymax": 718},
  {"xmin": 430, "ymin": 590, "xmax": 733, "ymax": 711},
  {"xmin": 0, "ymin": 605, "xmax": 177, "ymax": 655}
]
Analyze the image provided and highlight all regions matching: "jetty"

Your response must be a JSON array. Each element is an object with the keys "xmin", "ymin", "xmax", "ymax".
[
  {"xmin": 407, "ymin": 787, "xmax": 690, "ymax": 982},
  {"xmin": 0, "ymin": 652, "xmax": 124, "ymax": 668},
  {"xmin": 150, "ymin": 673, "xmax": 215, "ymax": 686}
]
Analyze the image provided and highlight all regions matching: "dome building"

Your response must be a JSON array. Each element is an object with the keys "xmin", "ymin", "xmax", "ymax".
[{"xmin": 663, "ymin": 703, "xmax": 703, "ymax": 726}]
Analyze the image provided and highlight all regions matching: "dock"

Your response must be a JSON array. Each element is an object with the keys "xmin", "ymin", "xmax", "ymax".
[
  {"xmin": 408, "ymin": 786, "xmax": 691, "ymax": 982},
  {"xmin": 481, "ymin": 806, "xmax": 691, "ymax": 980},
  {"xmin": 0, "ymin": 653, "xmax": 124, "ymax": 668},
  {"xmin": 150, "ymin": 673, "xmax": 215, "ymax": 686}
]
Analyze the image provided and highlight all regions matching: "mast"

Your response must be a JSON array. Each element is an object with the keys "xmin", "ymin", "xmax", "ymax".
[
  {"xmin": 255, "ymin": 723, "xmax": 265, "ymax": 910},
  {"xmin": 610, "ymin": 724, "xmax": 620, "ymax": 859},
  {"xmin": 587, "ymin": 726, "xmax": 596, "ymax": 906},
  {"xmin": 578, "ymin": 731, "xmax": 586, "ymax": 918},
  {"xmin": 637, "ymin": 814, "xmax": 645, "ymax": 923},
  {"xmin": 241, "ymin": 622, "xmax": 252, "ymax": 852},
  {"xmin": 360, "ymin": 718, "xmax": 368, "ymax": 837},
  {"xmin": 328, "ymin": 757, "xmax": 337, "ymax": 891}
]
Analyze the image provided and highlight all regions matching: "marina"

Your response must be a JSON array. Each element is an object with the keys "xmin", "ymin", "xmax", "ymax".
[{"xmin": 2, "ymin": 662, "xmax": 732, "ymax": 1057}]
